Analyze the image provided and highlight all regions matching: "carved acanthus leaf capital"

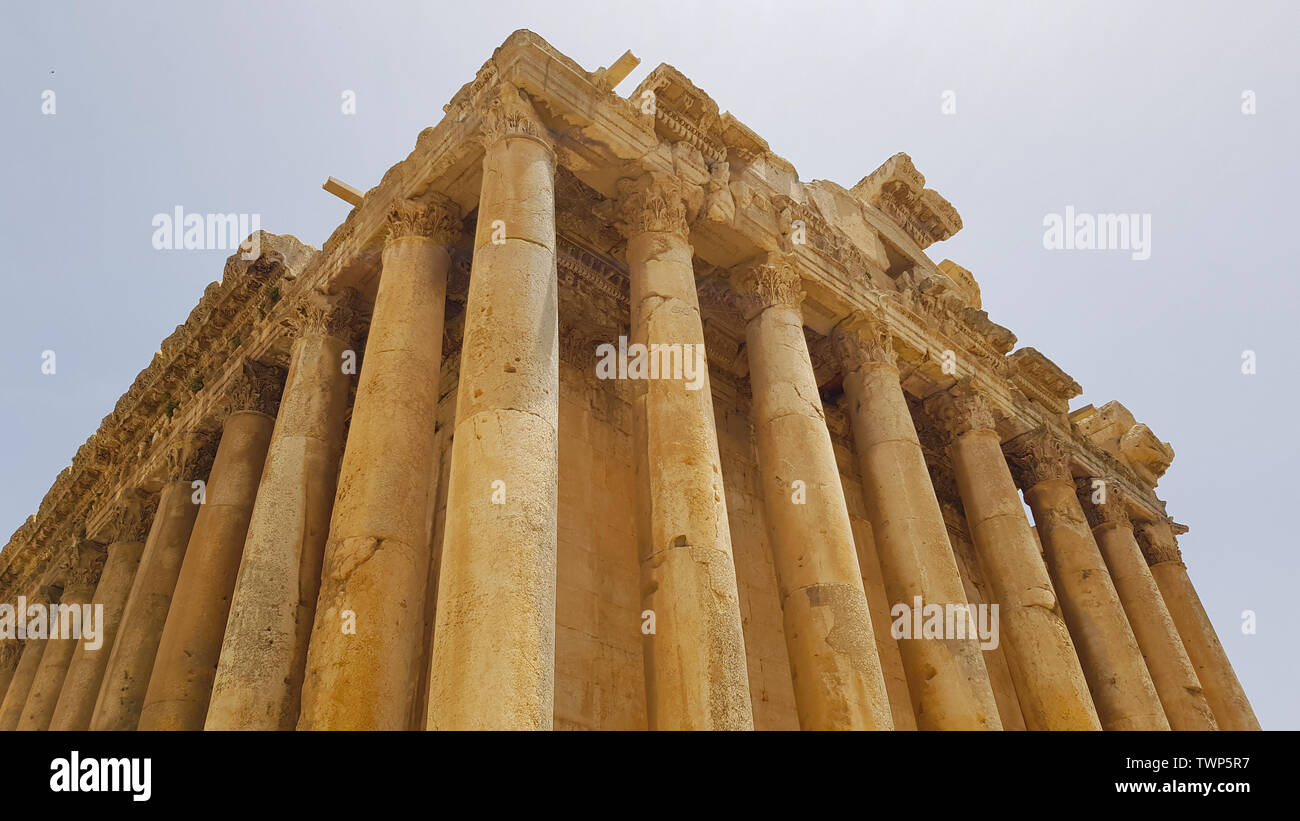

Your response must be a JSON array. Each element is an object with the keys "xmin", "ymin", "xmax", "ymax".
[
  {"xmin": 167, "ymin": 428, "xmax": 220, "ymax": 482},
  {"xmin": 613, "ymin": 173, "xmax": 690, "ymax": 238},
  {"xmin": 285, "ymin": 288, "xmax": 367, "ymax": 343},
  {"xmin": 1135, "ymin": 519, "xmax": 1184, "ymax": 566},
  {"xmin": 477, "ymin": 83, "xmax": 551, "ymax": 151},
  {"xmin": 832, "ymin": 313, "xmax": 897, "ymax": 371},
  {"xmin": 924, "ymin": 382, "xmax": 998, "ymax": 440},
  {"xmin": 385, "ymin": 197, "xmax": 462, "ymax": 246},
  {"xmin": 1074, "ymin": 476, "xmax": 1131, "ymax": 529},
  {"xmin": 225, "ymin": 359, "xmax": 285, "ymax": 418},
  {"xmin": 105, "ymin": 489, "xmax": 158, "ymax": 544},
  {"xmin": 1005, "ymin": 429, "xmax": 1073, "ymax": 489},
  {"xmin": 728, "ymin": 254, "xmax": 805, "ymax": 321},
  {"xmin": 57, "ymin": 539, "xmax": 107, "ymax": 589}
]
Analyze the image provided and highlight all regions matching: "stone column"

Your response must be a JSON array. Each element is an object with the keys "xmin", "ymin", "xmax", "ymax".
[
  {"xmin": 925, "ymin": 385, "xmax": 1100, "ymax": 730},
  {"xmin": 1139, "ymin": 519, "xmax": 1260, "ymax": 730},
  {"xmin": 298, "ymin": 199, "xmax": 459, "ymax": 731},
  {"xmin": 833, "ymin": 313, "xmax": 1001, "ymax": 730},
  {"xmin": 615, "ymin": 172, "xmax": 752, "ymax": 730},
  {"xmin": 17, "ymin": 544, "xmax": 106, "ymax": 730},
  {"xmin": 138, "ymin": 363, "xmax": 280, "ymax": 731},
  {"xmin": 207, "ymin": 291, "xmax": 361, "ymax": 731},
  {"xmin": 1076, "ymin": 480, "xmax": 1217, "ymax": 730},
  {"xmin": 428, "ymin": 85, "xmax": 559, "ymax": 731},
  {"xmin": 0, "ymin": 641, "xmax": 21, "ymax": 706},
  {"xmin": 1006, "ymin": 431, "xmax": 1167, "ymax": 730},
  {"xmin": 0, "ymin": 636, "xmax": 47, "ymax": 730},
  {"xmin": 729, "ymin": 254, "xmax": 892, "ymax": 730},
  {"xmin": 49, "ymin": 497, "xmax": 150, "ymax": 730},
  {"xmin": 90, "ymin": 434, "xmax": 211, "ymax": 731}
]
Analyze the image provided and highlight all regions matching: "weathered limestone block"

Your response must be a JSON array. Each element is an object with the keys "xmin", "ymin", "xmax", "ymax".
[
  {"xmin": 139, "ymin": 369, "xmax": 280, "ymax": 731},
  {"xmin": 18, "ymin": 544, "xmax": 106, "ymax": 730},
  {"xmin": 299, "ymin": 201, "xmax": 458, "ymax": 730},
  {"xmin": 730, "ymin": 254, "xmax": 892, "ymax": 730},
  {"xmin": 1139, "ymin": 520, "xmax": 1260, "ymax": 731},
  {"xmin": 926, "ymin": 386, "xmax": 1100, "ymax": 730},
  {"xmin": 207, "ymin": 290, "xmax": 360, "ymax": 730},
  {"xmin": 1075, "ymin": 481, "xmax": 1217, "ymax": 730},
  {"xmin": 91, "ymin": 436, "xmax": 212, "ymax": 731},
  {"xmin": 1006, "ymin": 431, "xmax": 1167, "ymax": 731},
  {"xmin": 835, "ymin": 314, "xmax": 1001, "ymax": 730},
  {"xmin": 616, "ymin": 171, "xmax": 752, "ymax": 730}
]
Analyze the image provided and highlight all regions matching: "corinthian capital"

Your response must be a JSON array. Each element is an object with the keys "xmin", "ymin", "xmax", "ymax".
[
  {"xmin": 103, "ymin": 488, "xmax": 158, "ymax": 544},
  {"xmin": 1004, "ymin": 428, "xmax": 1072, "ymax": 489},
  {"xmin": 477, "ymin": 83, "xmax": 551, "ymax": 151},
  {"xmin": 613, "ymin": 172, "xmax": 690, "ymax": 238},
  {"xmin": 728, "ymin": 253, "xmax": 805, "ymax": 321},
  {"xmin": 832, "ymin": 312, "xmax": 897, "ymax": 371},
  {"xmin": 57, "ymin": 539, "xmax": 107, "ymax": 589},
  {"xmin": 285, "ymin": 288, "xmax": 367, "ymax": 343},
  {"xmin": 385, "ymin": 197, "xmax": 462, "ymax": 246},
  {"xmin": 166, "ymin": 428, "xmax": 220, "ymax": 483},
  {"xmin": 1074, "ymin": 477, "xmax": 1131, "ymax": 529},
  {"xmin": 225, "ymin": 359, "xmax": 286, "ymax": 417},
  {"xmin": 1134, "ymin": 519, "xmax": 1184, "ymax": 567},
  {"xmin": 924, "ymin": 381, "xmax": 998, "ymax": 440}
]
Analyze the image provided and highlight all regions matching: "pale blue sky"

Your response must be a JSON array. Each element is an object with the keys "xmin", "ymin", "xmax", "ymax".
[{"xmin": 3, "ymin": 0, "xmax": 1296, "ymax": 727}]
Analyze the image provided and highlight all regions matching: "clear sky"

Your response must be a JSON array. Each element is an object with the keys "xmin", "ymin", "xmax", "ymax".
[{"xmin": 3, "ymin": 0, "xmax": 1296, "ymax": 728}]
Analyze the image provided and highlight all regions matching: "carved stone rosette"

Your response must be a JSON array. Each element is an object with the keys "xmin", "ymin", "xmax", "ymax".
[
  {"xmin": 832, "ymin": 312, "xmax": 897, "ymax": 372},
  {"xmin": 385, "ymin": 197, "xmax": 462, "ymax": 247},
  {"xmin": 613, "ymin": 172, "xmax": 690, "ymax": 238},
  {"xmin": 1004, "ymin": 428, "xmax": 1072, "ymax": 489},
  {"xmin": 477, "ymin": 83, "xmax": 552, "ymax": 152},
  {"xmin": 1075, "ymin": 476, "xmax": 1132, "ymax": 529},
  {"xmin": 1135, "ymin": 520, "xmax": 1184, "ymax": 567},
  {"xmin": 924, "ymin": 382, "xmax": 998, "ymax": 440},
  {"xmin": 225, "ymin": 359, "xmax": 286, "ymax": 418},
  {"xmin": 728, "ymin": 254, "xmax": 805, "ymax": 321}
]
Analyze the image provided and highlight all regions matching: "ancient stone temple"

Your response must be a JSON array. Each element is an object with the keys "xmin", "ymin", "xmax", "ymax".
[{"xmin": 0, "ymin": 31, "xmax": 1259, "ymax": 731}]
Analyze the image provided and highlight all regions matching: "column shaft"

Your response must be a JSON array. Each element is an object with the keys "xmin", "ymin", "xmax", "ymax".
[
  {"xmin": 0, "ymin": 638, "xmax": 47, "ymax": 730},
  {"xmin": 1086, "ymin": 506, "xmax": 1217, "ymax": 730},
  {"xmin": 50, "ymin": 540, "xmax": 145, "ymax": 730},
  {"xmin": 207, "ymin": 296, "xmax": 355, "ymax": 730},
  {"xmin": 931, "ymin": 390, "xmax": 1100, "ymax": 730},
  {"xmin": 139, "ymin": 405, "xmax": 276, "ymax": 731},
  {"xmin": 619, "ymin": 173, "xmax": 752, "ymax": 730},
  {"xmin": 1140, "ymin": 521, "xmax": 1260, "ymax": 730},
  {"xmin": 298, "ymin": 202, "xmax": 455, "ymax": 730},
  {"xmin": 18, "ymin": 577, "xmax": 99, "ymax": 731},
  {"xmin": 0, "ymin": 642, "xmax": 21, "ymax": 706},
  {"xmin": 731, "ymin": 256, "xmax": 892, "ymax": 730},
  {"xmin": 428, "ymin": 95, "xmax": 559, "ymax": 730},
  {"xmin": 1007, "ymin": 441, "xmax": 1166, "ymax": 730},
  {"xmin": 837, "ymin": 318, "xmax": 1001, "ymax": 730},
  {"xmin": 91, "ymin": 468, "xmax": 205, "ymax": 730}
]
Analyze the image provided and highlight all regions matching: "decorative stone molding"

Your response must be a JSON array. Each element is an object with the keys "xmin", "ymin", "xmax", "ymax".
[
  {"xmin": 728, "ymin": 254, "xmax": 805, "ymax": 321},
  {"xmin": 1075, "ymin": 477, "xmax": 1131, "ymax": 529},
  {"xmin": 384, "ymin": 198, "xmax": 463, "ymax": 246},
  {"xmin": 225, "ymin": 359, "xmax": 286, "ymax": 418},
  {"xmin": 1009, "ymin": 348, "xmax": 1083, "ymax": 416},
  {"xmin": 832, "ymin": 312, "xmax": 897, "ymax": 372},
  {"xmin": 1004, "ymin": 428, "xmax": 1073, "ymax": 488},
  {"xmin": 850, "ymin": 153, "xmax": 962, "ymax": 249},
  {"xmin": 613, "ymin": 172, "xmax": 690, "ymax": 238},
  {"xmin": 924, "ymin": 381, "xmax": 998, "ymax": 439},
  {"xmin": 1135, "ymin": 520, "xmax": 1184, "ymax": 566}
]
